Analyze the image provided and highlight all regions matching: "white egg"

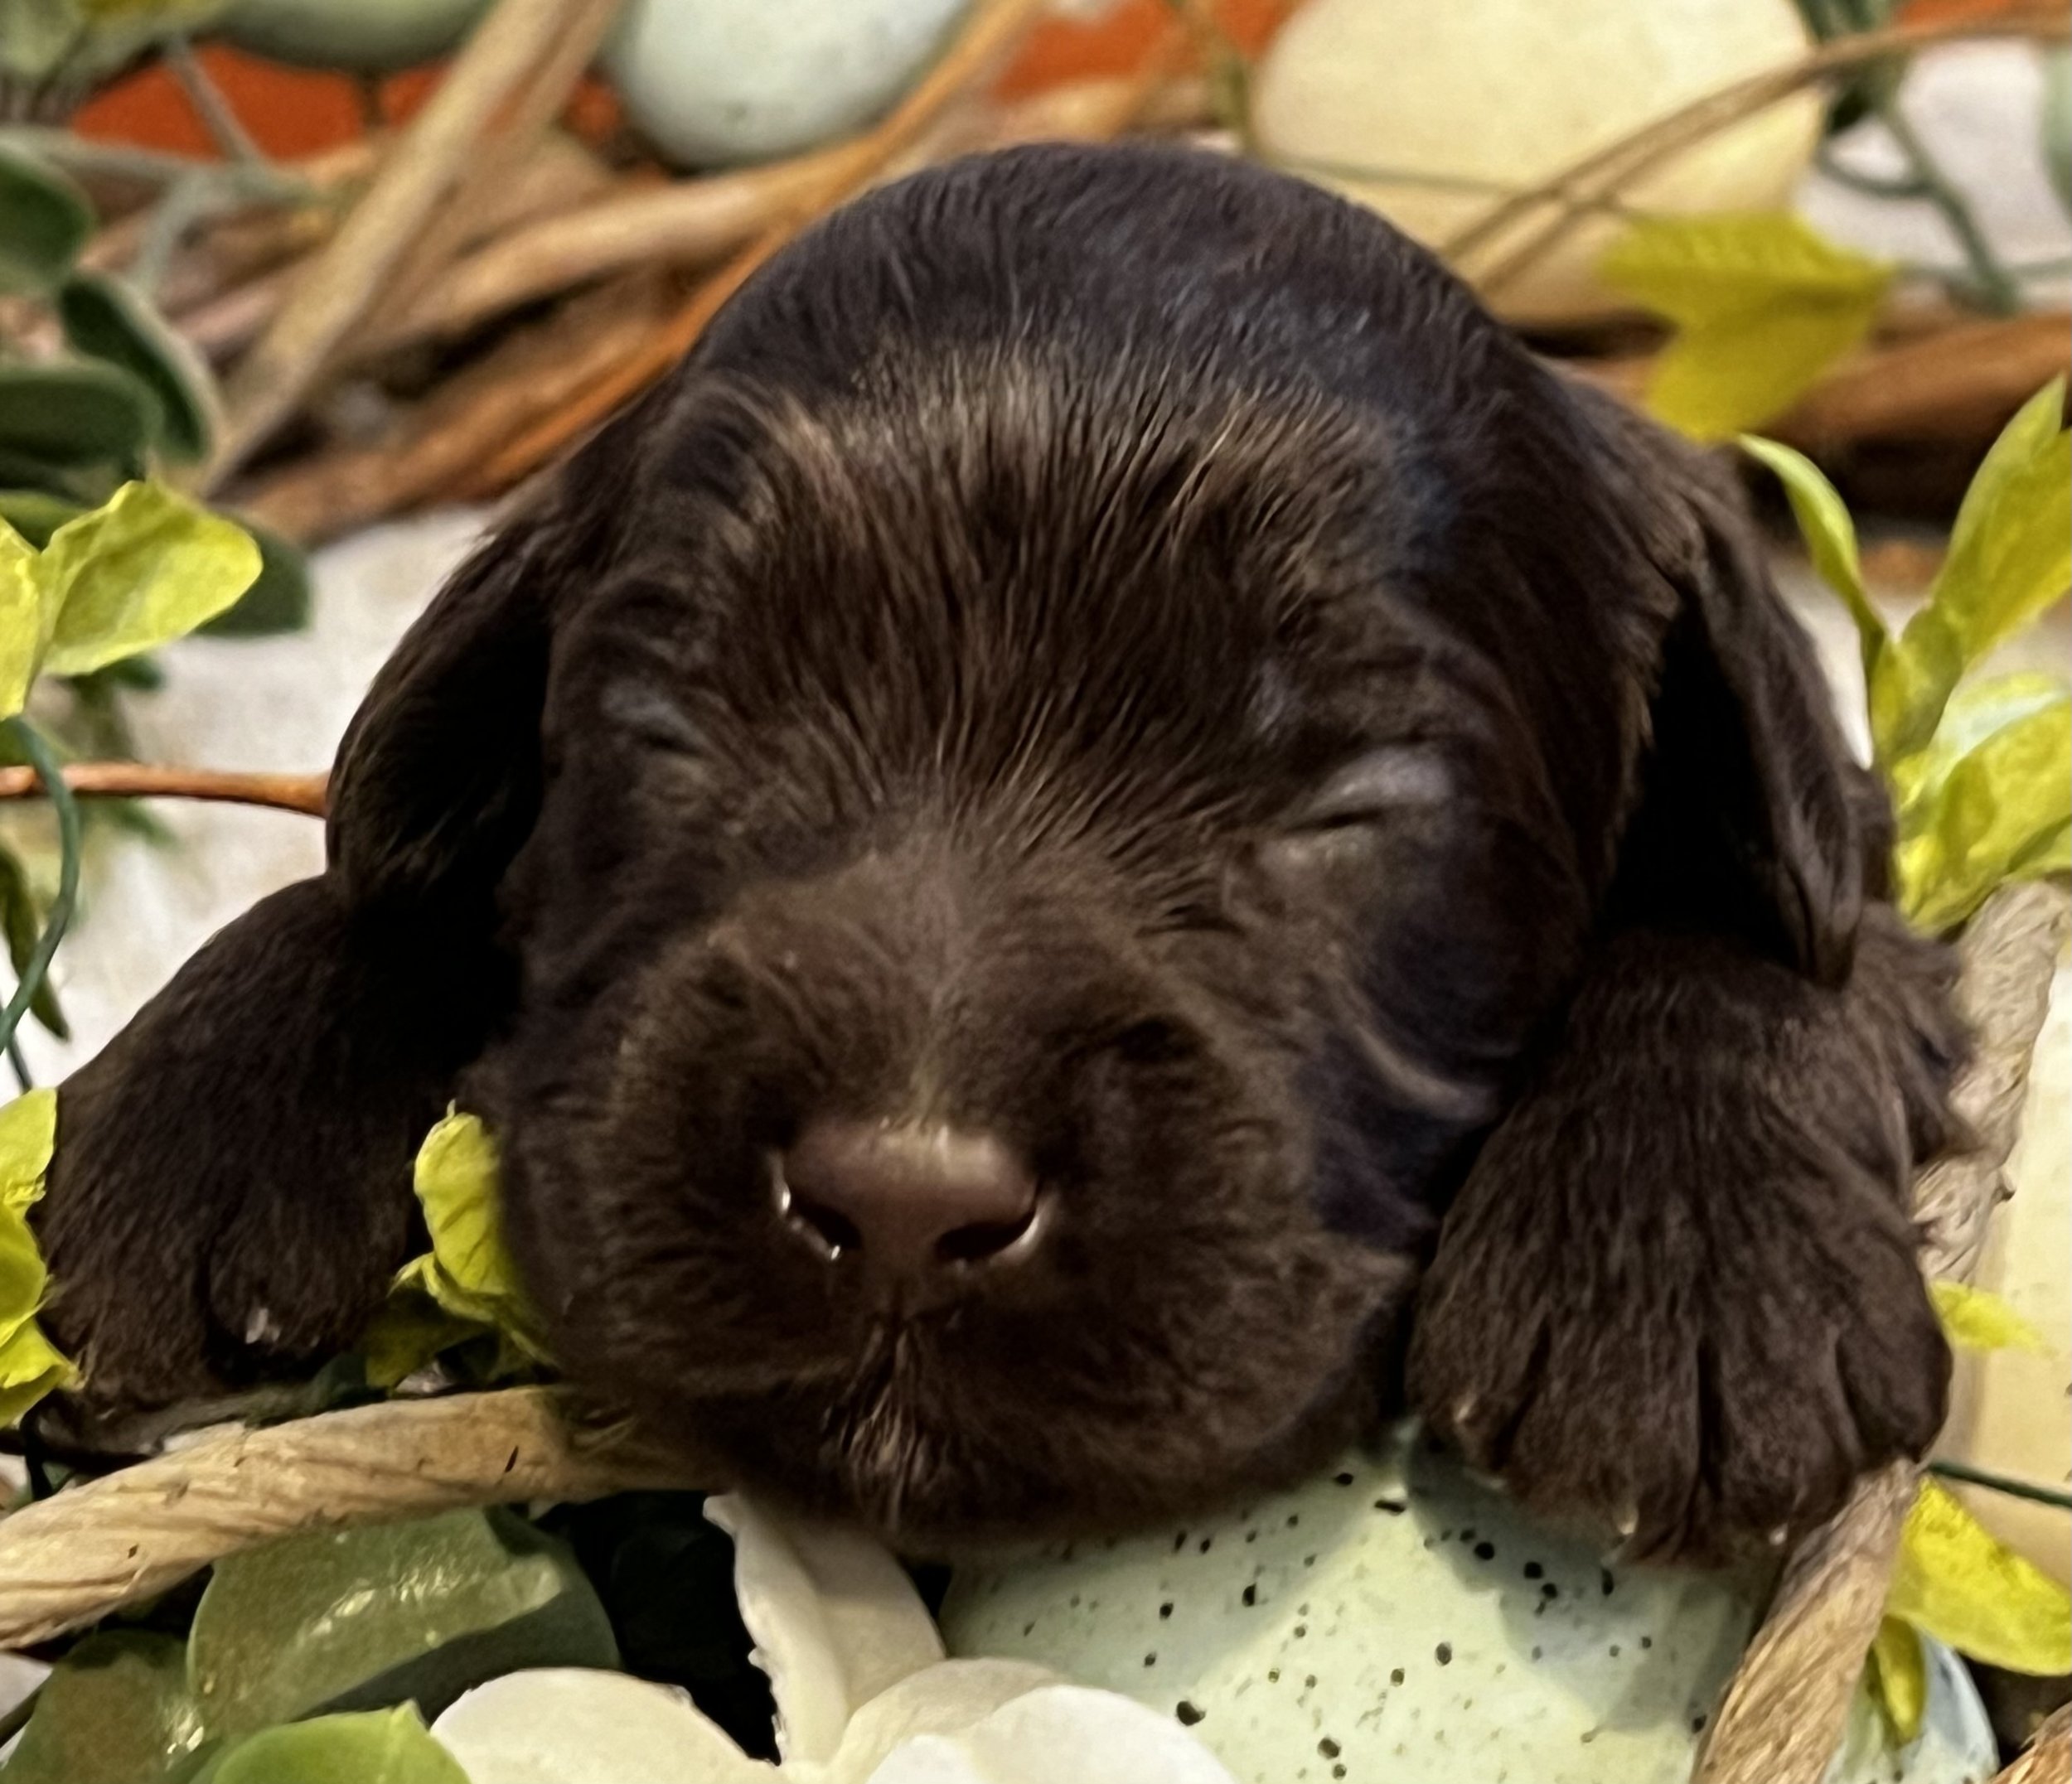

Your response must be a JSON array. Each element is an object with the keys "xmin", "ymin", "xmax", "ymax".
[
  {"xmin": 941, "ymin": 1434, "xmax": 1996, "ymax": 1784},
  {"xmin": 603, "ymin": 0, "xmax": 971, "ymax": 170}
]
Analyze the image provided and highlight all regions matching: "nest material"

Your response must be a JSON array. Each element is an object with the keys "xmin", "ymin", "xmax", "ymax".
[{"xmin": 0, "ymin": 881, "xmax": 2060, "ymax": 1782}]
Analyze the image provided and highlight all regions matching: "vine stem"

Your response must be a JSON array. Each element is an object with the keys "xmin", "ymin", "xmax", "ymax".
[
  {"xmin": 0, "ymin": 723, "xmax": 80, "ymax": 1063},
  {"xmin": 0, "ymin": 761, "xmax": 326, "ymax": 817},
  {"xmin": 1927, "ymin": 1457, "xmax": 2072, "ymax": 1513},
  {"xmin": 1876, "ymin": 96, "xmax": 2025, "ymax": 315}
]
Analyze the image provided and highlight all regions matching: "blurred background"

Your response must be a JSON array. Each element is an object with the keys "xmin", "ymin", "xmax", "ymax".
[{"xmin": 0, "ymin": 0, "xmax": 2065, "ymax": 1765}]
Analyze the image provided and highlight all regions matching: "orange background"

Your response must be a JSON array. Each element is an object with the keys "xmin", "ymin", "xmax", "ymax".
[{"xmin": 75, "ymin": 0, "xmax": 1291, "ymax": 162}]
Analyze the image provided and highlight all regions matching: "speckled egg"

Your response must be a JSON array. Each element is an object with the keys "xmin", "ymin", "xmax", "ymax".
[
  {"xmin": 940, "ymin": 1434, "xmax": 1995, "ymax": 1784},
  {"xmin": 601, "ymin": 0, "xmax": 971, "ymax": 170}
]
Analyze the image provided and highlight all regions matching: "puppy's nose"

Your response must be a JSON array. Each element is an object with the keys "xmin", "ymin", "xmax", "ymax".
[{"xmin": 777, "ymin": 1119, "xmax": 1042, "ymax": 1288}]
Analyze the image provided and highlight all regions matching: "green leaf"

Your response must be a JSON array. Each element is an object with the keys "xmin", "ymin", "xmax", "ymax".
[
  {"xmin": 1599, "ymin": 214, "xmax": 1894, "ymax": 440},
  {"xmin": 1889, "ymin": 673, "xmax": 2068, "ymax": 829},
  {"xmin": 0, "ymin": 844, "xmax": 68, "ymax": 1039},
  {"xmin": 0, "ymin": 148, "xmax": 92, "ymax": 297},
  {"xmin": 59, "ymin": 272, "xmax": 220, "ymax": 464},
  {"xmin": 187, "ymin": 1507, "xmax": 617, "ymax": 1742},
  {"xmin": 1896, "ymin": 694, "xmax": 2072, "ymax": 933},
  {"xmin": 1873, "ymin": 379, "xmax": 2072, "ymax": 763},
  {"xmin": 37, "ymin": 481, "xmax": 261, "ymax": 679},
  {"xmin": 0, "ymin": 360, "xmax": 160, "ymax": 471},
  {"xmin": 1740, "ymin": 433, "xmax": 1886, "ymax": 678},
  {"xmin": 1887, "ymin": 1478, "xmax": 2072, "ymax": 1675},
  {"xmin": 1866, "ymin": 1615, "xmax": 1926, "ymax": 1748},
  {"xmin": 1932, "ymin": 1280, "xmax": 2049, "ymax": 1354},
  {"xmin": 390, "ymin": 1111, "xmax": 545, "ymax": 1357},
  {"xmin": 0, "ymin": 1632, "xmax": 207, "ymax": 1784},
  {"xmin": 356, "ymin": 1284, "xmax": 483, "ymax": 1390},
  {"xmin": 198, "ymin": 520, "xmax": 312, "ymax": 637},
  {"xmin": 190, "ymin": 1708, "xmax": 469, "ymax": 1784}
]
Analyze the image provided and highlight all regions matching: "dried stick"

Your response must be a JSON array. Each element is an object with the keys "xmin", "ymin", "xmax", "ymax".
[
  {"xmin": 206, "ymin": 0, "xmax": 621, "ymax": 489},
  {"xmin": 1695, "ymin": 880, "xmax": 2072, "ymax": 1784},
  {"xmin": 0, "ymin": 763, "xmax": 326, "ymax": 816},
  {"xmin": 0, "ymin": 1390, "xmax": 693, "ymax": 1647},
  {"xmin": 1995, "ymin": 1704, "xmax": 2072, "ymax": 1784},
  {"xmin": 236, "ymin": 273, "xmax": 676, "ymax": 545},
  {"xmin": 457, "ymin": 0, "xmax": 1063, "ymax": 500},
  {"xmin": 1442, "ymin": 10, "xmax": 2070, "ymax": 302},
  {"xmin": 351, "ymin": 72, "xmax": 1209, "ymax": 367}
]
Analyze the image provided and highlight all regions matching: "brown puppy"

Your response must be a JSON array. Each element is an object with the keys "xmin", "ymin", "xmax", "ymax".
[{"xmin": 36, "ymin": 144, "xmax": 1960, "ymax": 1561}]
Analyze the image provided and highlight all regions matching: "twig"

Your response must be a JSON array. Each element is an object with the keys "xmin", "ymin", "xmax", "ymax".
[
  {"xmin": 0, "ymin": 762, "xmax": 327, "ymax": 817},
  {"xmin": 162, "ymin": 36, "xmax": 264, "ymax": 167},
  {"xmin": 1442, "ymin": 9, "xmax": 2070, "ymax": 304},
  {"xmin": 0, "ymin": 1390, "xmax": 694, "ymax": 1647},
  {"xmin": 457, "ymin": 0, "xmax": 1098, "ymax": 500},
  {"xmin": 1695, "ymin": 881, "xmax": 2072, "ymax": 1784},
  {"xmin": 205, "ymin": 0, "xmax": 625, "ymax": 491},
  {"xmin": 1995, "ymin": 1704, "xmax": 2071, "ymax": 1784},
  {"xmin": 1876, "ymin": 96, "xmax": 2023, "ymax": 315},
  {"xmin": 0, "ymin": 723, "xmax": 79, "ymax": 1063}
]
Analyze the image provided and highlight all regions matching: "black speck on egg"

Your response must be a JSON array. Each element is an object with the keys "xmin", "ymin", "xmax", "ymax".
[
  {"xmin": 1390, "ymin": 1667, "xmax": 1405, "ymax": 1686},
  {"xmin": 1319, "ymin": 1737, "xmax": 1342, "ymax": 1758},
  {"xmin": 1159, "ymin": 1602, "xmax": 1174, "ymax": 1619},
  {"xmin": 1474, "ymin": 1541, "xmax": 1496, "ymax": 1561},
  {"xmin": 1530, "ymin": 1646, "xmax": 1542, "ymax": 1662},
  {"xmin": 1173, "ymin": 1532, "xmax": 1188, "ymax": 1553},
  {"xmin": 1523, "ymin": 1562, "xmax": 1544, "ymax": 1580},
  {"xmin": 1305, "ymin": 1674, "xmax": 1317, "ymax": 1689},
  {"xmin": 1435, "ymin": 1642, "xmax": 1454, "ymax": 1666},
  {"xmin": 1198, "ymin": 1536, "xmax": 1213, "ymax": 1554},
  {"xmin": 1601, "ymin": 1568, "xmax": 1616, "ymax": 1597},
  {"xmin": 1144, "ymin": 1652, "xmax": 1158, "ymax": 1667},
  {"xmin": 1294, "ymin": 1623, "xmax": 1309, "ymax": 1638},
  {"xmin": 1640, "ymin": 1636, "xmax": 1653, "ymax": 1650},
  {"xmin": 1373, "ymin": 1497, "xmax": 1406, "ymax": 1514},
  {"xmin": 1287, "ymin": 1514, "xmax": 1300, "ymax": 1528},
  {"xmin": 1242, "ymin": 1584, "xmax": 1258, "ymax": 1608},
  {"xmin": 1176, "ymin": 1701, "xmax": 1206, "ymax": 1727},
  {"xmin": 1268, "ymin": 1668, "xmax": 1281, "ymax": 1684},
  {"xmin": 1334, "ymin": 1472, "xmax": 1355, "ymax": 1487},
  {"xmin": 1541, "ymin": 1582, "xmax": 1559, "ymax": 1601},
  {"xmin": 1610, "ymin": 1644, "xmax": 1621, "ymax": 1658}
]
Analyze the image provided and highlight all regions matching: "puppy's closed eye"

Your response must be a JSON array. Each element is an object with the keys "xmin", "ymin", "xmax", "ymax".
[{"xmin": 1264, "ymin": 746, "xmax": 1455, "ymax": 874}]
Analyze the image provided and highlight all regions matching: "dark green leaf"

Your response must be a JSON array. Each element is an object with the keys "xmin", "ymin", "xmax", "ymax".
[
  {"xmin": 0, "ymin": 361, "xmax": 160, "ymax": 472},
  {"xmin": 198, "ymin": 520, "xmax": 311, "ymax": 637},
  {"xmin": 0, "ymin": 844, "xmax": 68, "ymax": 1040},
  {"xmin": 0, "ymin": 491, "xmax": 85, "ymax": 549},
  {"xmin": 0, "ymin": 1632, "xmax": 206, "ymax": 1783},
  {"xmin": 189, "ymin": 1708, "xmax": 467, "ymax": 1784},
  {"xmin": 187, "ymin": 1507, "xmax": 618, "ymax": 1743},
  {"xmin": 58, "ymin": 273, "xmax": 220, "ymax": 465},
  {"xmin": 0, "ymin": 149, "xmax": 91, "ymax": 297}
]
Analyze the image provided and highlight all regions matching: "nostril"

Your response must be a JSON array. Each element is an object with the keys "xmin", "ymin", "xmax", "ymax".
[
  {"xmin": 777, "ymin": 1183, "xmax": 864, "ymax": 1259},
  {"xmin": 934, "ymin": 1201, "xmax": 1040, "ymax": 1264}
]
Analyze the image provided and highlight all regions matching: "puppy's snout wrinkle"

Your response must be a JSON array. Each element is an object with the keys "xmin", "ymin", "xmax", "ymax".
[{"xmin": 776, "ymin": 1119, "xmax": 1044, "ymax": 1302}]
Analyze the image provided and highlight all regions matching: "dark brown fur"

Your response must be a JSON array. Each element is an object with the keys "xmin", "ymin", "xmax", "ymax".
[{"xmin": 35, "ymin": 145, "xmax": 1960, "ymax": 1561}]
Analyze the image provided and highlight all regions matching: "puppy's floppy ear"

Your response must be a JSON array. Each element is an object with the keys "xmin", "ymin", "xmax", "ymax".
[{"xmin": 1581, "ymin": 386, "xmax": 1869, "ymax": 986}]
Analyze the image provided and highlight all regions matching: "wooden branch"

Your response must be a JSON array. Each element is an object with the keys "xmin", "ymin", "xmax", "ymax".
[
  {"xmin": 205, "ymin": 0, "xmax": 624, "ymax": 490},
  {"xmin": 1995, "ymin": 1704, "xmax": 2072, "ymax": 1784},
  {"xmin": 235, "ymin": 273, "xmax": 678, "ymax": 545},
  {"xmin": 0, "ymin": 1390, "xmax": 695, "ymax": 1647},
  {"xmin": 455, "ymin": 0, "xmax": 1067, "ymax": 502},
  {"xmin": 346, "ymin": 74, "xmax": 1209, "ymax": 368},
  {"xmin": 1774, "ymin": 311, "xmax": 2071, "ymax": 452},
  {"xmin": 0, "ymin": 764, "xmax": 327, "ymax": 816},
  {"xmin": 1695, "ymin": 881, "xmax": 2072, "ymax": 1784},
  {"xmin": 1442, "ymin": 10, "xmax": 2071, "ymax": 301}
]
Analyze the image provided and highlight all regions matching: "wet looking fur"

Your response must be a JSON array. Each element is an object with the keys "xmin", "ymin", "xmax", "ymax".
[{"xmin": 36, "ymin": 145, "xmax": 1962, "ymax": 1563}]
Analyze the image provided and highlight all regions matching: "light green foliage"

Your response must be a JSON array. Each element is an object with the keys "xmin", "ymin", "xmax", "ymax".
[
  {"xmin": 1745, "ymin": 380, "xmax": 2071, "ymax": 934},
  {"xmin": 0, "ymin": 481, "xmax": 260, "ymax": 719},
  {"xmin": 1600, "ymin": 214, "xmax": 1893, "ymax": 439},
  {"xmin": 1932, "ymin": 1279, "xmax": 2050, "ymax": 1354},
  {"xmin": 0, "ymin": 1090, "xmax": 75, "ymax": 1424},
  {"xmin": 59, "ymin": 273, "xmax": 220, "ymax": 464},
  {"xmin": 1886, "ymin": 1480, "xmax": 2072, "ymax": 1676},
  {"xmin": 190, "ymin": 1709, "xmax": 469, "ymax": 1784}
]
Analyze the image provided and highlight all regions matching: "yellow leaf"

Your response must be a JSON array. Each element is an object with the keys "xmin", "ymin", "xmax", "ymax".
[
  {"xmin": 387, "ymin": 1111, "xmax": 545, "ymax": 1362},
  {"xmin": 1890, "ymin": 673, "xmax": 2069, "ymax": 828},
  {"xmin": 1600, "ymin": 214, "xmax": 1892, "ymax": 440},
  {"xmin": 357, "ymin": 1288, "xmax": 486, "ymax": 1391},
  {"xmin": 36, "ymin": 481, "xmax": 259, "ymax": 679},
  {"xmin": 1740, "ymin": 434, "xmax": 1886, "ymax": 678},
  {"xmin": 0, "ymin": 524, "xmax": 51, "ymax": 721},
  {"xmin": 1868, "ymin": 1615, "xmax": 1927, "ymax": 1746},
  {"xmin": 1932, "ymin": 1280, "xmax": 2050, "ymax": 1353},
  {"xmin": 1899, "ymin": 697, "xmax": 2072, "ymax": 933},
  {"xmin": 1887, "ymin": 1479, "xmax": 2072, "ymax": 1675},
  {"xmin": 1874, "ymin": 378, "xmax": 2071, "ymax": 763},
  {"xmin": 0, "ymin": 1090, "xmax": 75, "ymax": 1428}
]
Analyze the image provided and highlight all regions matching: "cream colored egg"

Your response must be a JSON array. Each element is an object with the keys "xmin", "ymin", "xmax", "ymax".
[{"xmin": 1250, "ymin": 0, "xmax": 1825, "ymax": 325}]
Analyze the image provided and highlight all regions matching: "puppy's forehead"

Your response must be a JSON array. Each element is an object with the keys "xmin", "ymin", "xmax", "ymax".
[{"xmin": 581, "ymin": 343, "xmax": 1442, "ymax": 789}]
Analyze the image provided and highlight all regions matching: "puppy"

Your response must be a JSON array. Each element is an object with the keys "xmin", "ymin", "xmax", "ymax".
[{"xmin": 36, "ymin": 144, "xmax": 1961, "ymax": 1560}]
